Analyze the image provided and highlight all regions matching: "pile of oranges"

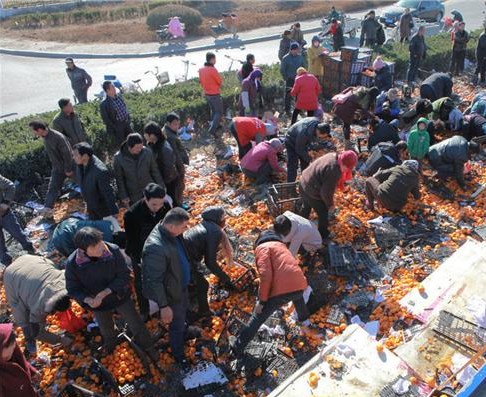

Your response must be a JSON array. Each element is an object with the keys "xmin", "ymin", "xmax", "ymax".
[{"xmin": 100, "ymin": 342, "xmax": 146, "ymax": 385}]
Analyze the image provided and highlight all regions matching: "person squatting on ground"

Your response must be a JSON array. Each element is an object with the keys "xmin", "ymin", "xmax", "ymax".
[
  {"xmin": 229, "ymin": 116, "xmax": 276, "ymax": 160},
  {"xmin": 240, "ymin": 138, "xmax": 286, "ymax": 185}
]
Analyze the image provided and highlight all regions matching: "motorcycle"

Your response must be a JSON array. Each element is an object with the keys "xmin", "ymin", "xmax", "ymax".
[
  {"xmin": 210, "ymin": 12, "xmax": 238, "ymax": 39},
  {"xmin": 156, "ymin": 17, "xmax": 186, "ymax": 43}
]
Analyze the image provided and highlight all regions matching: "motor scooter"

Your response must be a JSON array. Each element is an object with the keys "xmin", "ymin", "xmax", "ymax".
[
  {"xmin": 210, "ymin": 13, "xmax": 238, "ymax": 39},
  {"xmin": 156, "ymin": 16, "xmax": 186, "ymax": 43}
]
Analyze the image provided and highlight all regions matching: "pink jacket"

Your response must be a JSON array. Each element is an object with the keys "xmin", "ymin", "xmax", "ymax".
[
  {"xmin": 290, "ymin": 72, "xmax": 321, "ymax": 111},
  {"xmin": 240, "ymin": 141, "xmax": 284, "ymax": 173}
]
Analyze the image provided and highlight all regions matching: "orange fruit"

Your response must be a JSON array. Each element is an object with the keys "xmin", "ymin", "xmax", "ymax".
[{"xmin": 376, "ymin": 343, "xmax": 384, "ymax": 353}]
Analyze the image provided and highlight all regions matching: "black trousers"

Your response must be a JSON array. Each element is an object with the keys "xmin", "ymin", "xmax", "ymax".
[
  {"xmin": 450, "ymin": 50, "xmax": 466, "ymax": 75},
  {"xmin": 291, "ymin": 109, "xmax": 314, "ymax": 125},
  {"xmin": 299, "ymin": 184, "xmax": 330, "ymax": 239}
]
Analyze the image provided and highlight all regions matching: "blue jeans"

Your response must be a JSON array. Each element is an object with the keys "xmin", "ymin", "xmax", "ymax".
[
  {"xmin": 234, "ymin": 290, "xmax": 308, "ymax": 354},
  {"xmin": 0, "ymin": 210, "xmax": 32, "ymax": 265},
  {"xmin": 205, "ymin": 94, "xmax": 223, "ymax": 137},
  {"xmin": 169, "ymin": 288, "xmax": 189, "ymax": 363}
]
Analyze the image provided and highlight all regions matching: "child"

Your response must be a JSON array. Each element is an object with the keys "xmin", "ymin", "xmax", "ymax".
[
  {"xmin": 407, "ymin": 117, "xmax": 430, "ymax": 160},
  {"xmin": 178, "ymin": 116, "xmax": 194, "ymax": 141}
]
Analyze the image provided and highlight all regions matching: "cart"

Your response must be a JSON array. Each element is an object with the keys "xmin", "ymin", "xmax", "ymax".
[{"xmin": 320, "ymin": 14, "xmax": 361, "ymax": 39}]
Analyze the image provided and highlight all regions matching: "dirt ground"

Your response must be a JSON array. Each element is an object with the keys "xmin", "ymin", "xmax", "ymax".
[{"xmin": 0, "ymin": 1, "xmax": 390, "ymax": 44}]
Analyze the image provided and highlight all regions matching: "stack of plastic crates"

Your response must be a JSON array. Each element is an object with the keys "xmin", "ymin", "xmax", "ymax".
[{"xmin": 266, "ymin": 182, "xmax": 301, "ymax": 218}]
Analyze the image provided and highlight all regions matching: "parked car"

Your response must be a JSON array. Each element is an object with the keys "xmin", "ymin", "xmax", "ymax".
[{"xmin": 380, "ymin": 0, "xmax": 445, "ymax": 25}]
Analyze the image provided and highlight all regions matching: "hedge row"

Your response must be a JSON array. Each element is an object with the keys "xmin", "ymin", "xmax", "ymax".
[
  {"xmin": 0, "ymin": 31, "xmax": 480, "ymax": 182},
  {"xmin": 0, "ymin": 64, "xmax": 283, "ymax": 182}
]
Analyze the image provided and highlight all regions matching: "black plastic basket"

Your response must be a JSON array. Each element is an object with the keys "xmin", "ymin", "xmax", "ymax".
[
  {"xmin": 266, "ymin": 182, "xmax": 301, "ymax": 218},
  {"xmin": 56, "ymin": 384, "xmax": 105, "ymax": 397},
  {"xmin": 232, "ymin": 263, "xmax": 257, "ymax": 292},
  {"xmin": 217, "ymin": 307, "xmax": 252, "ymax": 352},
  {"xmin": 265, "ymin": 349, "xmax": 300, "ymax": 382},
  {"xmin": 379, "ymin": 376, "xmax": 420, "ymax": 397},
  {"xmin": 327, "ymin": 305, "xmax": 345, "ymax": 326},
  {"xmin": 373, "ymin": 223, "xmax": 403, "ymax": 248},
  {"xmin": 328, "ymin": 244, "xmax": 356, "ymax": 276}
]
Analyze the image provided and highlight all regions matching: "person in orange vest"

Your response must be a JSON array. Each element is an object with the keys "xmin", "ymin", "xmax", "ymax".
[
  {"xmin": 229, "ymin": 116, "xmax": 276, "ymax": 159},
  {"xmin": 198, "ymin": 52, "xmax": 224, "ymax": 150}
]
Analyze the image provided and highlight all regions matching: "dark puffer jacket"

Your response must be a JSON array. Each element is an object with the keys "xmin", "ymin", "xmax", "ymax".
[
  {"xmin": 374, "ymin": 64, "xmax": 393, "ymax": 92},
  {"xmin": 183, "ymin": 207, "xmax": 230, "ymax": 283},
  {"xmin": 428, "ymin": 135, "xmax": 470, "ymax": 187},
  {"xmin": 285, "ymin": 117, "xmax": 320, "ymax": 163},
  {"xmin": 65, "ymin": 242, "xmax": 131, "ymax": 312},
  {"xmin": 147, "ymin": 138, "xmax": 178, "ymax": 185},
  {"xmin": 113, "ymin": 143, "xmax": 164, "ymax": 203},
  {"xmin": 142, "ymin": 224, "xmax": 189, "ymax": 307},
  {"xmin": 363, "ymin": 142, "xmax": 401, "ymax": 176},
  {"xmin": 368, "ymin": 121, "xmax": 400, "ymax": 150},
  {"xmin": 76, "ymin": 155, "xmax": 118, "ymax": 220},
  {"xmin": 420, "ymin": 73, "xmax": 453, "ymax": 102}
]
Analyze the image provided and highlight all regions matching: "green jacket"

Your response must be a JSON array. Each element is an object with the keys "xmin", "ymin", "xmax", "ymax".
[{"xmin": 407, "ymin": 118, "xmax": 430, "ymax": 159}]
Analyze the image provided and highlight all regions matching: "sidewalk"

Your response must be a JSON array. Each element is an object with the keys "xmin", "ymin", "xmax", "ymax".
[{"xmin": 0, "ymin": 17, "xmax": 325, "ymax": 58}]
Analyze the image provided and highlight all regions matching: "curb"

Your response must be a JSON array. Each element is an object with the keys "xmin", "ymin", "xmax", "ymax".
[{"xmin": 0, "ymin": 26, "xmax": 322, "ymax": 59}]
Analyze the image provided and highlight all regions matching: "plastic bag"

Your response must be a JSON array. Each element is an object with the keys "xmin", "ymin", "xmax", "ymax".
[{"xmin": 56, "ymin": 308, "xmax": 86, "ymax": 333}]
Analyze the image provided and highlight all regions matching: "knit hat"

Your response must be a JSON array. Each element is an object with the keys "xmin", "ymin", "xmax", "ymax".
[
  {"xmin": 290, "ymin": 42, "xmax": 300, "ymax": 50},
  {"xmin": 403, "ymin": 159, "xmax": 419, "ymax": 172},
  {"xmin": 296, "ymin": 67, "xmax": 307, "ymax": 75},
  {"xmin": 265, "ymin": 123, "xmax": 276, "ymax": 136},
  {"xmin": 373, "ymin": 56, "xmax": 385, "ymax": 71},
  {"xmin": 338, "ymin": 150, "xmax": 358, "ymax": 169},
  {"xmin": 269, "ymin": 138, "xmax": 283, "ymax": 152}
]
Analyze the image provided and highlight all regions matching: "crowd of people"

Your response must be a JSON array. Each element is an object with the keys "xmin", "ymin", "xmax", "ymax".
[{"xmin": 1, "ymin": 6, "xmax": 486, "ymax": 396}]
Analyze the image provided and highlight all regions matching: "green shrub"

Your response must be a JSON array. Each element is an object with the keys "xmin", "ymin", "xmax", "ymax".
[
  {"xmin": 146, "ymin": 4, "xmax": 202, "ymax": 34},
  {"xmin": 0, "ymin": 64, "xmax": 283, "ymax": 182},
  {"xmin": 378, "ymin": 31, "xmax": 480, "ymax": 78}
]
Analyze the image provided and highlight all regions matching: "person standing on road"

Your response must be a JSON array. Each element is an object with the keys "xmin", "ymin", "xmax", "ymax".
[
  {"xmin": 72, "ymin": 142, "xmax": 118, "ymax": 221},
  {"xmin": 52, "ymin": 98, "xmax": 89, "ymax": 146},
  {"xmin": 474, "ymin": 26, "xmax": 486, "ymax": 85},
  {"xmin": 100, "ymin": 81, "xmax": 133, "ymax": 146},
  {"xmin": 113, "ymin": 133, "xmax": 164, "ymax": 207},
  {"xmin": 163, "ymin": 113, "xmax": 189, "ymax": 207},
  {"xmin": 407, "ymin": 26, "xmax": 426, "ymax": 84},
  {"xmin": 2, "ymin": 255, "xmax": 73, "ymax": 354},
  {"xmin": 0, "ymin": 174, "xmax": 35, "ymax": 265},
  {"xmin": 299, "ymin": 151, "xmax": 358, "ymax": 240},
  {"xmin": 198, "ymin": 52, "xmax": 224, "ymax": 147},
  {"xmin": 399, "ymin": 8, "xmax": 413, "ymax": 43},
  {"xmin": 281, "ymin": 43, "xmax": 307, "ymax": 117},
  {"xmin": 285, "ymin": 118, "xmax": 331, "ymax": 182},
  {"xmin": 450, "ymin": 22, "xmax": 469, "ymax": 76},
  {"xmin": 29, "ymin": 120, "xmax": 74, "ymax": 218},
  {"xmin": 142, "ymin": 208, "xmax": 191, "ymax": 367},
  {"xmin": 278, "ymin": 30, "xmax": 293, "ymax": 61},
  {"xmin": 290, "ymin": 67, "xmax": 321, "ymax": 125},
  {"xmin": 65, "ymin": 58, "xmax": 92, "ymax": 104},
  {"xmin": 360, "ymin": 10, "xmax": 381, "ymax": 47},
  {"xmin": 124, "ymin": 183, "xmax": 171, "ymax": 320},
  {"xmin": 66, "ymin": 227, "xmax": 158, "ymax": 360}
]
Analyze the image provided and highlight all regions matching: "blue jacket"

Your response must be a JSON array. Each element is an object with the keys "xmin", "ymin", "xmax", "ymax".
[
  {"xmin": 285, "ymin": 117, "xmax": 319, "ymax": 162},
  {"xmin": 280, "ymin": 53, "xmax": 306, "ymax": 80},
  {"xmin": 51, "ymin": 218, "xmax": 113, "ymax": 257},
  {"xmin": 375, "ymin": 65, "xmax": 393, "ymax": 92}
]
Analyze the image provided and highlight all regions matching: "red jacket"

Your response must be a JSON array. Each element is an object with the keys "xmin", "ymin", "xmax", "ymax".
[
  {"xmin": 240, "ymin": 141, "xmax": 285, "ymax": 173},
  {"xmin": 255, "ymin": 241, "xmax": 308, "ymax": 302},
  {"xmin": 291, "ymin": 72, "xmax": 321, "ymax": 111},
  {"xmin": 234, "ymin": 117, "xmax": 266, "ymax": 146},
  {"xmin": 198, "ymin": 65, "xmax": 222, "ymax": 95}
]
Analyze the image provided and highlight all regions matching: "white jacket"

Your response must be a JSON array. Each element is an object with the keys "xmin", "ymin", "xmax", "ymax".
[{"xmin": 280, "ymin": 211, "xmax": 322, "ymax": 257}]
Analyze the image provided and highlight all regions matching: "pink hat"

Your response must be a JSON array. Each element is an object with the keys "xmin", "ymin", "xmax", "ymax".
[
  {"xmin": 373, "ymin": 56, "xmax": 385, "ymax": 71},
  {"xmin": 338, "ymin": 150, "xmax": 358, "ymax": 169}
]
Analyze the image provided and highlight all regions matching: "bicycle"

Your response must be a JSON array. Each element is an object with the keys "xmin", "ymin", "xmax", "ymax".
[
  {"xmin": 224, "ymin": 54, "xmax": 244, "ymax": 71},
  {"xmin": 144, "ymin": 66, "xmax": 170, "ymax": 89},
  {"xmin": 175, "ymin": 60, "xmax": 196, "ymax": 83}
]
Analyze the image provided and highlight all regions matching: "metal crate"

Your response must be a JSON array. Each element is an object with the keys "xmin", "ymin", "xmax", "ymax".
[{"xmin": 266, "ymin": 182, "xmax": 301, "ymax": 218}]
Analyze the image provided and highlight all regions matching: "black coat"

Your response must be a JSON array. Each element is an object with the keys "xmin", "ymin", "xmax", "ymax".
[
  {"xmin": 100, "ymin": 96, "xmax": 130, "ymax": 136},
  {"xmin": 467, "ymin": 113, "xmax": 486, "ymax": 138},
  {"xmin": 368, "ymin": 121, "xmax": 400, "ymax": 150},
  {"xmin": 375, "ymin": 65, "xmax": 393, "ymax": 92},
  {"xmin": 75, "ymin": 155, "xmax": 118, "ymax": 220},
  {"xmin": 147, "ymin": 139, "xmax": 178, "ymax": 185},
  {"xmin": 183, "ymin": 207, "xmax": 230, "ymax": 282},
  {"xmin": 420, "ymin": 73, "xmax": 453, "ymax": 102},
  {"xmin": 285, "ymin": 117, "xmax": 319, "ymax": 162},
  {"xmin": 428, "ymin": 136, "xmax": 469, "ymax": 187},
  {"xmin": 476, "ymin": 32, "xmax": 486, "ymax": 60},
  {"xmin": 124, "ymin": 199, "xmax": 171, "ymax": 264},
  {"xmin": 65, "ymin": 242, "xmax": 131, "ymax": 312},
  {"xmin": 163, "ymin": 125, "xmax": 189, "ymax": 173},
  {"xmin": 363, "ymin": 142, "xmax": 401, "ymax": 176},
  {"xmin": 409, "ymin": 33, "xmax": 426, "ymax": 59}
]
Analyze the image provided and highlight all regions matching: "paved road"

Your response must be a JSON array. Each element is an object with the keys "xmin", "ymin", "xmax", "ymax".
[{"xmin": 1, "ymin": 0, "xmax": 484, "ymax": 121}]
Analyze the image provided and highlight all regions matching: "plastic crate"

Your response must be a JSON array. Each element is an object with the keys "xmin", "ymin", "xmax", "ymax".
[
  {"xmin": 327, "ymin": 245, "xmax": 356, "ymax": 276},
  {"xmin": 217, "ymin": 307, "xmax": 252, "ymax": 351},
  {"xmin": 265, "ymin": 351, "xmax": 300, "ymax": 382},
  {"xmin": 56, "ymin": 384, "xmax": 104, "ymax": 397},
  {"xmin": 232, "ymin": 267, "xmax": 256, "ymax": 292},
  {"xmin": 340, "ymin": 46, "xmax": 359, "ymax": 62},
  {"xmin": 379, "ymin": 376, "xmax": 420, "ymax": 397},
  {"xmin": 473, "ymin": 225, "xmax": 486, "ymax": 241},
  {"xmin": 326, "ymin": 305, "xmax": 345, "ymax": 326},
  {"xmin": 373, "ymin": 223, "xmax": 403, "ymax": 248},
  {"xmin": 433, "ymin": 310, "xmax": 486, "ymax": 354},
  {"xmin": 266, "ymin": 182, "xmax": 301, "ymax": 218}
]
